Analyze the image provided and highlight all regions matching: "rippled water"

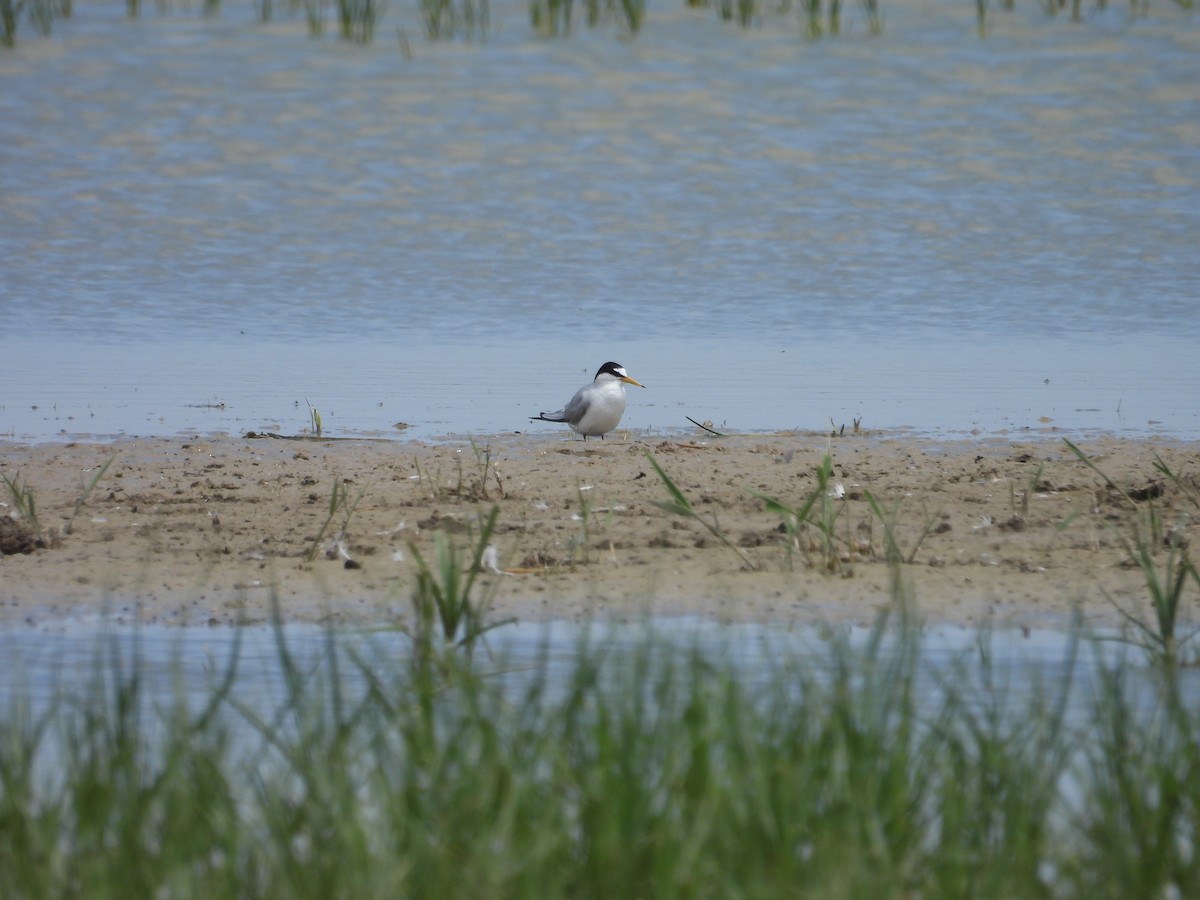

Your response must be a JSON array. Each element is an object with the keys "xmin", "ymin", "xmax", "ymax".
[{"xmin": 2, "ymin": 0, "xmax": 1197, "ymax": 441}]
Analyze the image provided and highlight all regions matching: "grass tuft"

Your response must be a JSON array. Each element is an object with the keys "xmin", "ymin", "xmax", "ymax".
[
  {"xmin": 305, "ymin": 476, "xmax": 366, "ymax": 562},
  {"xmin": 405, "ymin": 504, "xmax": 514, "ymax": 665},
  {"xmin": 1, "ymin": 469, "xmax": 42, "ymax": 541},
  {"xmin": 1066, "ymin": 440, "xmax": 1199, "ymax": 666},
  {"xmin": 64, "ymin": 455, "xmax": 115, "ymax": 536},
  {"xmin": 755, "ymin": 453, "xmax": 849, "ymax": 573},
  {"xmin": 4, "ymin": 608, "xmax": 1200, "ymax": 896}
]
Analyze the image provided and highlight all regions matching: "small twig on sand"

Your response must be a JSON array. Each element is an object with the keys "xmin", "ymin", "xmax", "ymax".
[{"xmin": 686, "ymin": 416, "xmax": 727, "ymax": 437}]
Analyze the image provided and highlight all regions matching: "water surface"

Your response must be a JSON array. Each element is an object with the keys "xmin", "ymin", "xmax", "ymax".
[
  {"xmin": 1, "ymin": 0, "xmax": 1197, "ymax": 441},
  {"xmin": 0, "ymin": 615, "xmax": 1147, "ymax": 715}
]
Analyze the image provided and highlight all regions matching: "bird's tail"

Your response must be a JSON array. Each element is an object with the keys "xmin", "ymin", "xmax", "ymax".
[{"xmin": 531, "ymin": 410, "xmax": 567, "ymax": 423}]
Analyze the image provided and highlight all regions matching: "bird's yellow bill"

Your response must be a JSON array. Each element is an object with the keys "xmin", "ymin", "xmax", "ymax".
[{"xmin": 621, "ymin": 376, "xmax": 646, "ymax": 388}]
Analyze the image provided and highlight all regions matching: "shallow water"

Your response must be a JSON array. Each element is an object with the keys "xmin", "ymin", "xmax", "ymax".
[
  {"xmin": 0, "ymin": 616, "xmax": 1149, "ymax": 714},
  {"xmin": 1, "ymin": 0, "xmax": 1198, "ymax": 442},
  {"xmin": 2, "ymin": 618, "xmax": 1194, "ymax": 760}
]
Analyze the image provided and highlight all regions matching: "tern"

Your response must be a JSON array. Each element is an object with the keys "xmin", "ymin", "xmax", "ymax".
[{"xmin": 531, "ymin": 362, "xmax": 646, "ymax": 440}]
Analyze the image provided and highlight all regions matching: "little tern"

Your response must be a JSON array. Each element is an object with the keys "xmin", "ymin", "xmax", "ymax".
[{"xmin": 531, "ymin": 362, "xmax": 646, "ymax": 440}]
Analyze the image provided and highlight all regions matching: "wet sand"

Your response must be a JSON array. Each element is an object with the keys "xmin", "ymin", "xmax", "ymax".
[{"xmin": 1, "ymin": 430, "xmax": 1196, "ymax": 631}]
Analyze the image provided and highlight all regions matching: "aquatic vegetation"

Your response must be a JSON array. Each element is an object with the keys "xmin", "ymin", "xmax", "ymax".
[
  {"xmin": 0, "ymin": 0, "xmax": 17, "ymax": 46},
  {"xmin": 715, "ymin": 0, "xmax": 759, "ymax": 27},
  {"xmin": 300, "ymin": 0, "xmax": 327, "ymax": 35},
  {"xmin": 703, "ymin": 0, "xmax": 866, "ymax": 36},
  {"xmin": 530, "ymin": 0, "xmax": 571, "ymax": 34},
  {"xmin": 304, "ymin": 399, "xmax": 322, "ymax": 437},
  {"xmin": 1069, "ymin": 659, "xmax": 1200, "ymax": 898},
  {"xmin": 336, "ymin": 0, "xmax": 381, "ymax": 42},
  {"xmin": 615, "ymin": 0, "xmax": 645, "ymax": 31},
  {"xmin": 861, "ymin": 0, "xmax": 882, "ymax": 32},
  {"xmin": 0, "ymin": 0, "xmax": 60, "ymax": 47},
  {"xmin": 531, "ymin": 0, "xmax": 644, "ymax": 36},
  {"xmin": 800, "ymin": 3, "xmax": 823, "ymax": 40},
  {"xmin": 420, "ymin": 0, "xmax": 490, "ymax": 40},
  {"xmin": 3, "ymin": 601, "xmax": 1200, "ymax": 896},
  {"xmin": 5, "ymin": 0, "xmax": 1190, "ymax": 48}
]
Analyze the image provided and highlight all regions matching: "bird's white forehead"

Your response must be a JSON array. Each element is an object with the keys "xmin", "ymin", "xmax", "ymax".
[{"xmin": 613, "ymin": 366, "xmax": 627, "ymax": 377}]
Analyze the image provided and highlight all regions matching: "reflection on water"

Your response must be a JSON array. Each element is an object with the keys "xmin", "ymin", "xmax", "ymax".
[{"xmin": 1, "ymin": 1, "xmax": 1197, "ymax": 441}]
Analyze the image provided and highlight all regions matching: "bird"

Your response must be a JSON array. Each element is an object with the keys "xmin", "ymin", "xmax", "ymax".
[{"xmin": 531, "ymin": 362, "xmax": 646, "ymax": 441}]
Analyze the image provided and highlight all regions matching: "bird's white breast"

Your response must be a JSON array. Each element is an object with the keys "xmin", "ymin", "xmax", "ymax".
[{"xmin": 572, "ymin": 379, "xmax": 626, "ymax": 437}]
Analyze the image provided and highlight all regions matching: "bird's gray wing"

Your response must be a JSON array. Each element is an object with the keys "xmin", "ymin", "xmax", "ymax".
[
  {"xmin": 558, "ymin": 385, "xmax": 593, "ymax": 425},
  {"xmin": 532, "ymin": 383, "xmax": 590, "ymax": 423}
]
